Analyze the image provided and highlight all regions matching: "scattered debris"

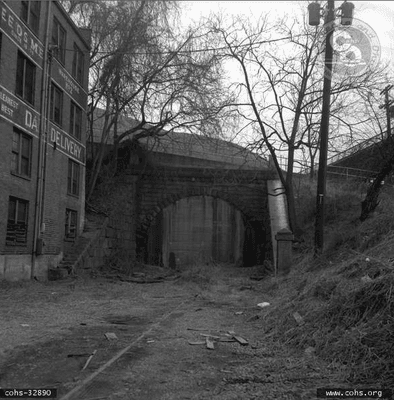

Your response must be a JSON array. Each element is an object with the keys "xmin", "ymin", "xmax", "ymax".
[
  {"xmin": 361, "ymin": 275, "xmax": 373, "ymax": 283},
  {"xmin": 188, "ymin": 341, "xmax": 206, "ymax": 345},
  {"xmin": 218, "ymin": 337, "xmax": 236, "ymax": 343},
  {"xmin": 227, "ymin": 330, "xmax": 249, "ymax": 346},
  {"xmin": 205, "ymin": 337, "xmax": 215, "ymax": 350},
  {"xmin": 293, "ymin": 312, "xmax": 304, "ymax": 325},
  {"xmin": 82, "ymin": 349, "xmax": 97, "ymax": 371},
  {"xmin": 257, "ymin": 302, "xmax": 270, "ymax": 308},
  {"xmin": 247, "ymin": 315, "xmax": 260, "ymax": 322},
  {"xmin": 186, "ymin": 329, "xmax": 247, "ymax": 349},
  {"xmin": 104, "ymin": 332, "xmax": 118, "ymax": 341},
  {"xmin": 234, "ymin": 311, "xmax": 244, "ymax": 315},
  {"xmin": 232, "ymin": 335, "xmax": 249, "ymax": 346},
  {"xmin": 20, "ymin": 324, "xmax": 30, "ymax": 327},
  {"xmin": 200, "ymin": 333, "xmax": 220, "ymax": 339}
]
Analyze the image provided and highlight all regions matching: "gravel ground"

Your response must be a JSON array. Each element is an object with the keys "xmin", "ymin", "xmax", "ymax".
[{"xmin": 0, "ymin": 264, "xmax": 347, "ymax": 399}]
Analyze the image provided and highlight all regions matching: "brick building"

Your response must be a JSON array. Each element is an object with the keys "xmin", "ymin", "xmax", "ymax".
[{"xmin": 0, "ymin": 1, "xmax": 90, "ymax": 280}]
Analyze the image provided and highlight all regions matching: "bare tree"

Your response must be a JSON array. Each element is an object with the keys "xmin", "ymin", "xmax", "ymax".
[
  {"xmin": 61, "ymin": 0, "xmax": 234, "ymax": 201},
  {"xmin": 209, "ymin": 10, "xmax": 390, "ymax": 235}
]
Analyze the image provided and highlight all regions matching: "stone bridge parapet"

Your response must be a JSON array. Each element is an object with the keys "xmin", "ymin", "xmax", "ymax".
[{"xmin": 128, "ymin": 165, "xmax": 277, "ymax": 232}]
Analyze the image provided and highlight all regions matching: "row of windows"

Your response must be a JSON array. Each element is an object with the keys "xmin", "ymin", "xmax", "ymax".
[
  {"xmin": 50, "ymin": 82, "xmax": 83, "ymax": 139},
  {"xmin": 19, "ymin": 2, "xmax": 85, "ymax": 83},
  {"xmin": 14, "ymin": 50, "xmax": 83, "ymax": 140},
  {"xmin": 0, "ymin": 6, "xmax": 85, "ymax": 139},
  {"xmin": 11, "ymin": 127, "xmax": 80, "ymax": 196},
  {"xmin": 6, "ymin": 196, "xmax": 78, "ymax": 246},
  {"xmin": 52, "ymin": 15, "xmax": 85, "ymax": 81}
]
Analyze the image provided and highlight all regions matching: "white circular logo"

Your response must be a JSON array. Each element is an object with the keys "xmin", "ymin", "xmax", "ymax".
[
  {"xmin": 355, "ymin": 2, "xmax": 394, "ymax": 65},
  {"xmin": 320, "ymin": 18, "xmax": 381, "ymax": 80}
]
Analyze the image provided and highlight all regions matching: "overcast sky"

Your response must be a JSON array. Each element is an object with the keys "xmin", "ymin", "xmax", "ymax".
[
  {"xmin": 180, "ymin": 1, "xmax": 394, "ymax": 64},
  {"xmin": 178, "ymin": 1, "xmax": 394, "ymax": 161}
]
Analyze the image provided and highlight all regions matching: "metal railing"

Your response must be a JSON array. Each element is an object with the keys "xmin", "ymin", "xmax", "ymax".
[{"xmin": 326, "ymin": 165, "xmax": 377, "ymax": 180}]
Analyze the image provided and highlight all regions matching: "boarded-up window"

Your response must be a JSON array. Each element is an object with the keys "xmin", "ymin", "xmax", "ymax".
[{"xmin": 6, "ymin": 197, "xmax": 29, "ymax": 246}]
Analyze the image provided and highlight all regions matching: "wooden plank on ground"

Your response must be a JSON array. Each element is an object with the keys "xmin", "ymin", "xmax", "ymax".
[{"xmin": 233, "ymin": 335, "xmax": 249, "ymax": 346}]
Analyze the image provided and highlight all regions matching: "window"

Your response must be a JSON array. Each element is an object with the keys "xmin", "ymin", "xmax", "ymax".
[
  {"xmin": 50, "ymin": 84, "xmax": 63, "ymax": 126},
  {"xmin": 67, "ymin": 159, "xmax": 80, "ymax": 196},
  {"xmin": 16, "ymin": 51, "xmax": 36, "ymax": 105},
  {"xmin": 6, "ymin": 197, "xmax": 29, "ymax": 246},
  {"xmin": 72, "ymin": 43, "xmax": 84, "ymax": 84},
  {"xmin": 11, "ymin": 128, "xmax": 32, "ymax": 177},
  {"xmin": 51, "ymin": 17, "xmax": 66, "ymax": 64},
  {"xmin": 65, "ymin": 209, "xmax": 77, "ymax": 239},
  {"xmin": 20, "ymin": 1, "xmax": 41, "ymax": 34},
  {"xmin": 70, "ymin": 102, "xmax": 82, "ymax": 140}
]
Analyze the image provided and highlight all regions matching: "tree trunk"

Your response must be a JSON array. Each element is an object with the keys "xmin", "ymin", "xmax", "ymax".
[
  {"xmin": 360, "ymin": 137, "xmax": 394, "ymax": 221},
  {"xmin": 360, "ymin": 158, "xmax": 394, "ymax": 221},
  {"xmin": 86, "ymin": 113, "xmax": 111, "ymax": 203}
]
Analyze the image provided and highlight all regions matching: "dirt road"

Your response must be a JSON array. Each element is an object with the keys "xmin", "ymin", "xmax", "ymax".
[{"xmin": 0, "ymin": 264, "xmax": 342, "ymax": 399}]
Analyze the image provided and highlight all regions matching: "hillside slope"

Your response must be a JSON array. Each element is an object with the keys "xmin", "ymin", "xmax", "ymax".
[{"xmin": 259, "ymin": 178, "xmax": 394, "ymax": 388}]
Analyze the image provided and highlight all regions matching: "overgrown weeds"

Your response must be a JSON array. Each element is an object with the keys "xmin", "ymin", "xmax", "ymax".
[{"xmin": 264, "ymin": 177, "xmax": 394, "ymax": 388}]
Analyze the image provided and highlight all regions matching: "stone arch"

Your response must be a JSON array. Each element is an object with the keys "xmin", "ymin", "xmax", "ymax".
[
  {"xmin": 136, "ymin": 186, "xmax": 270, "ymax": 267},
  {"xmin": 138, "ymin": 186, "xmax": 255, "ymax": 232}
]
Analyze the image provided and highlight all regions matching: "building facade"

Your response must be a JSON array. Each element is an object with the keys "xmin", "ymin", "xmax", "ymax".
[{"xmin": 0, "ymin": 1, "xmax": 90, "ymax": 280}]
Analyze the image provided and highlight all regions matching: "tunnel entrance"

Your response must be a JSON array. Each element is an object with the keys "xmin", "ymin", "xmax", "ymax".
[
  {"xmin": 242, "ymin": 221, "xmax": 267, "ymax": 267},
  {"xmin": 136, "ymin": 196, "xmax": 270, "ymax": 267}
]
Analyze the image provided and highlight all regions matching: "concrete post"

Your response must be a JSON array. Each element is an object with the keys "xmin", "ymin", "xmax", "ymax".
[{"xmin": 275, "ymin": 228, "xmax": 293, "ymax": 275}]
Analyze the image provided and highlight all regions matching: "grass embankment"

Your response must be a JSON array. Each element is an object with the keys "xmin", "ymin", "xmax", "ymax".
[{"xmin": 261, "ymin": 178, "xmax": 394, "ymax": 388}]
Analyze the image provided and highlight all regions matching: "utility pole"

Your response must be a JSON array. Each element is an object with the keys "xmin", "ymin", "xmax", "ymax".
[
  {"xmin": 314, "ymin": 0, "xmax": 335, "ymax": 255},
  {"xmin": 379, "ymin": 85, "xmax": 393, "ymax": 138},
  {"xmin": 308, "ymin": 0, "xmax": 354, "ymax": 255}
]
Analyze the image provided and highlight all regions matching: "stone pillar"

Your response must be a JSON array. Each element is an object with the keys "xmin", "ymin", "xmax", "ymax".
[{"xmin": 275, "ymin": 228, "xmax": 293, "ymax": 275}]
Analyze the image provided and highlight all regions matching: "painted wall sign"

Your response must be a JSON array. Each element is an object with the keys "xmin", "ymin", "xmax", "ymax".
[
  {"xmin": 0, "ymin": 2, "xmax": 44, "ymax": 66},
  {"xmin": 0, "ymin": 85, "xmax": 40, "ymax": 136},
  {"xmin": 0, "ymin": 85, "xmax": 85, "ymax": 165},
  {"xmin": 49, "ymin": 123, "xmax": 85, "ymax": 164},
  {"xmin": 51, "ymin": 59, "xmax": 87, "ymax": 108}
]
